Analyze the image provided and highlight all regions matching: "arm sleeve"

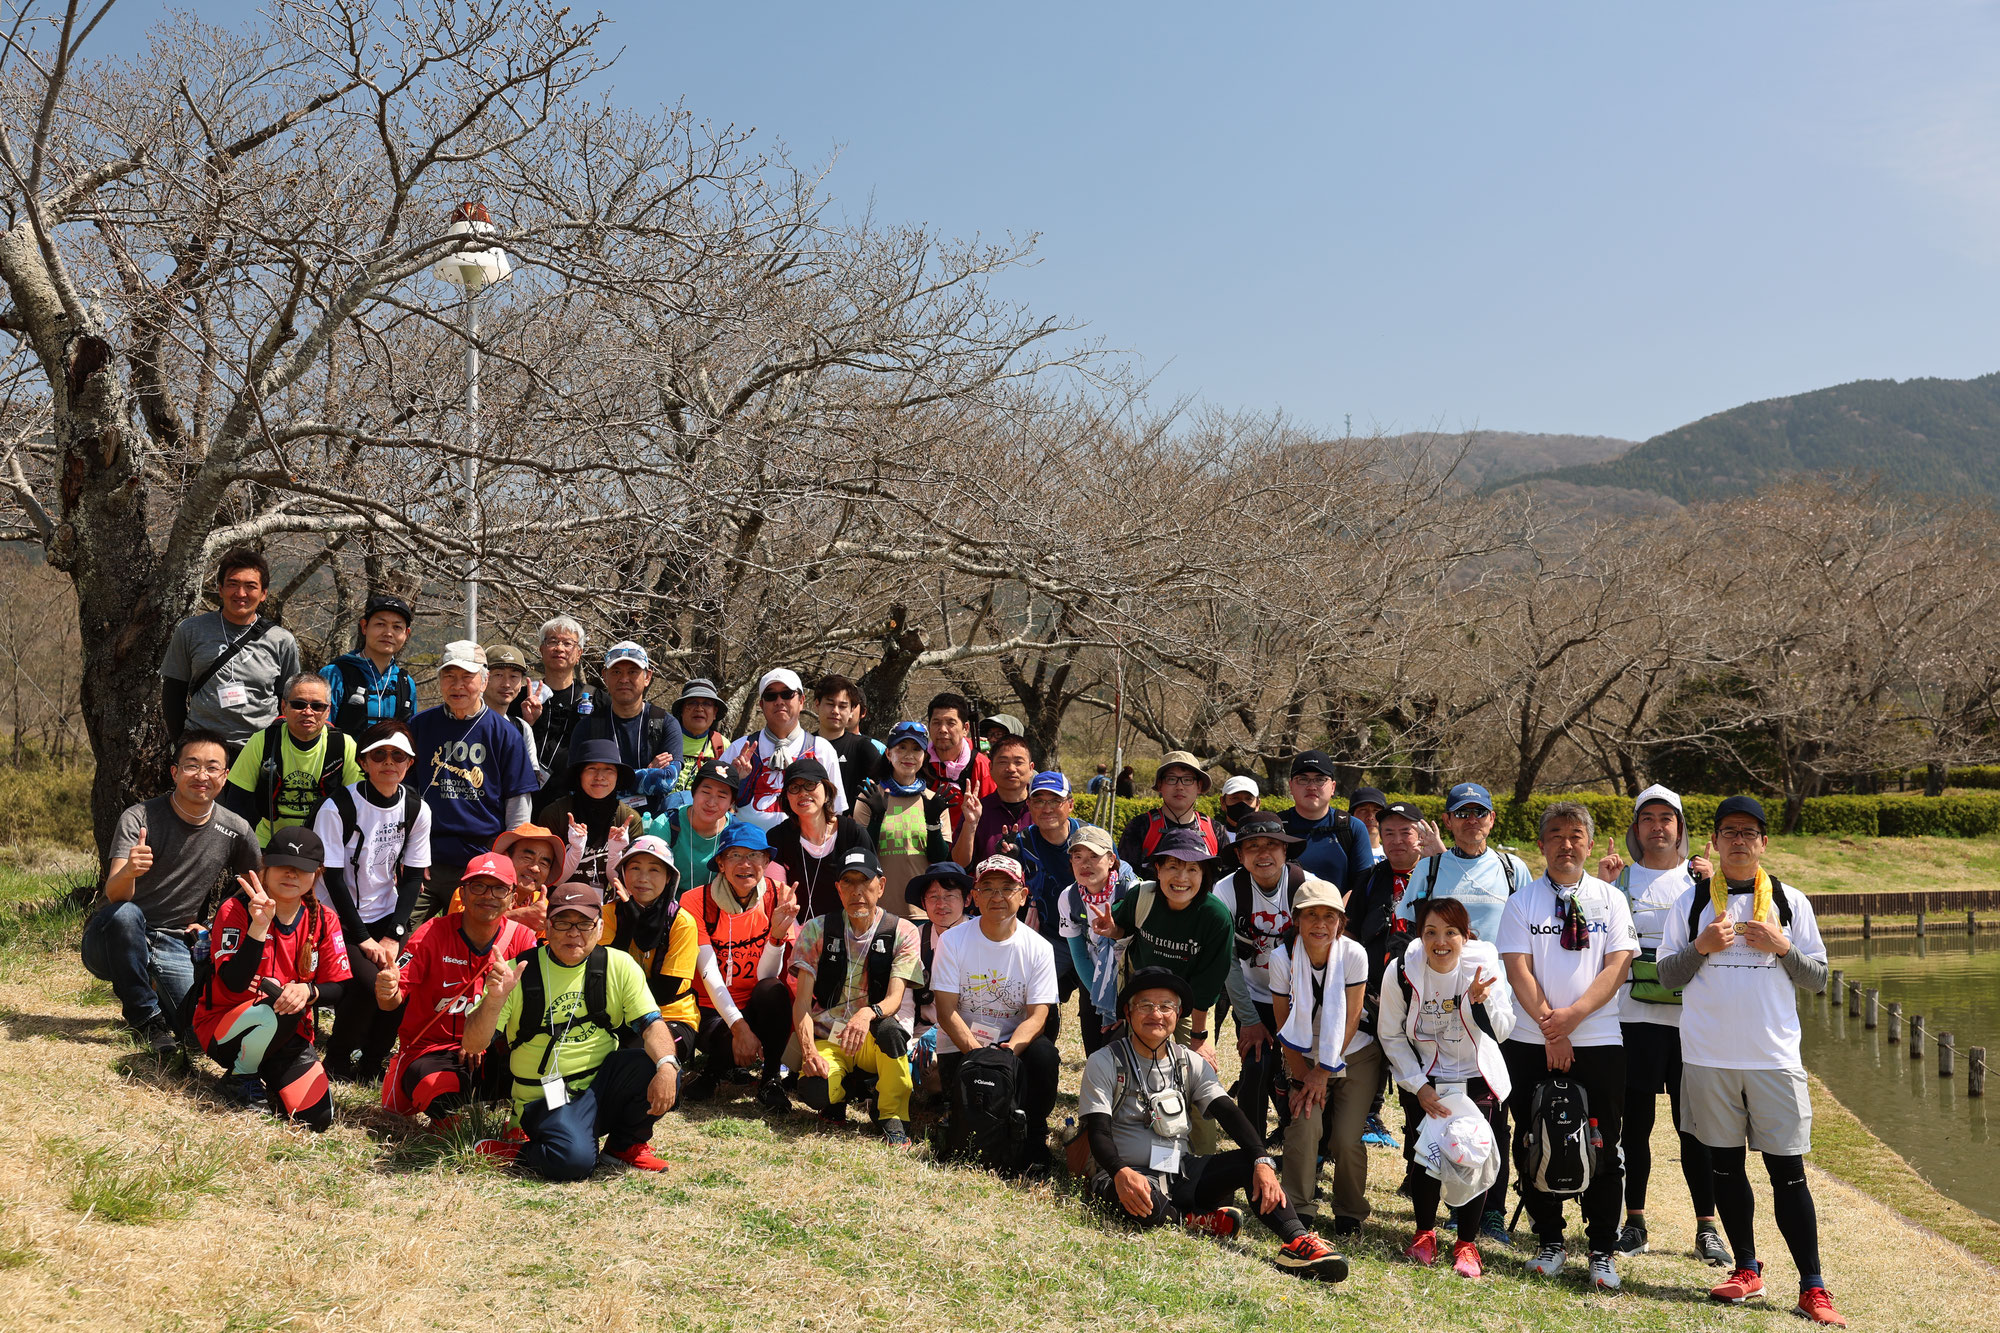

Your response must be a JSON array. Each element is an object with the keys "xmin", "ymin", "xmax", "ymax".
[
  {"xmin": 162, "ymin": 678, "xmax": 189, "ymax": 739},
  {"xmin": 504, "ymin": 794, "xmax": 532, "ymax": 829},
  {"xmin": 311, "ymin": 980, "xmax": 346, "ymax": 1007},
  {"xmin": 1203, "ymin": 1093, "xmax": 1265, "ymax": 1155},
  {"xmin": 1655, "ymin": 942, "xmax": 1707, "ymax": 990},
  {"xmin": 319, "ymin": 866, "xmax": 366, "ymax": 945},
  {"xmin": 1778, "ymin": 946, "xmax": 1828, "ymax": 993},
  {"xmin": 216, "ymin": 936, "xmax": 267, "ymax": 992},
  {"xmin": 695, "ymin": 946, "xmax": 744, "ymax": 1026},
  {"xmin": 1067, "ymin": 934, "xmax": 1096, "ymax": 990},
  {"xmin": 389, "ymin": 866, "xmax": 425, "ymax": 939},
  {"xmin": 1082, "ymin": 1112, "xmax": 1124, "ymax": 1173}
]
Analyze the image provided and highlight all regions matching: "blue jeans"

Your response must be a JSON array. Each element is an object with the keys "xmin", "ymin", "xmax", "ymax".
[{"xmin": 80, "ymin": 901, "xmax": 195, "ymax": 1028}]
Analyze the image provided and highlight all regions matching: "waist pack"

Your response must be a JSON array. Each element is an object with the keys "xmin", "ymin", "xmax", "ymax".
[
  {"xmin": 953, "ymin": 1045, "xmax": 1028, "ymax": 1175},
  {"xmin": 1519, "ymin": 1076, "xmax": 1597, "ymax": 1197}
]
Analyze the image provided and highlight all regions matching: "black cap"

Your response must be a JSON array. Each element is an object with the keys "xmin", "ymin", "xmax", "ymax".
[
  {"xmin": 264, "ymin": 825, "xmax": 326, "ymax": 871},
  {"xmin": 1348, "ymin": 787, "xmax": 1388, "ymax": 813},
  {"xmin": 1714, "ymin": 795, "xmax": 1768, "ymax": 832},
  {"xmin": 1380, "ymin": 800, "xmax": 1425, "ymax": 824},
  {"xmin": 362, "ymin": 592, "xmax": 414, "ymax": 624},
  {"xmin": 1118, "ymin": 966, "xmax": 1194, "ymax": 1016},
  {"xmin": 690, "ymin": 758, "xmax": 735, "ymax": 796},
  {"xmin": 1290, "ymin": 750, "xmax": 1337, "ymax": 779},
  {"xmin": 781, "ymin": 756, "xmax": 835, "ymax": 795},
  {"xmin": 908, "ymin": 861, "xmax": 973, "ymax": 900},
  {"xmin": 836, "ymin": 846, "xmax": 884, "ymax": 880},
  {"xmin": 1233, "ymin": 812, "xmax": 1303, "ymax": 845}
]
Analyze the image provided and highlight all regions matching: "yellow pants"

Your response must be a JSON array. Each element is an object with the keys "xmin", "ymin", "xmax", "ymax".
[{"xmin": 816, "ymin": 1034, "xmax": 914, "ymax": 1120}]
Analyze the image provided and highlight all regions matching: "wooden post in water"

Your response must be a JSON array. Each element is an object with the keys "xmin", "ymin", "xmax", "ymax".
[
  {"xmin": 1888, "ymin": 1002, "xmax": 1902, "ymax": 1043},
  {"xmin": 1865, "ymin": 988, "xmax": 1879, "ymax": 1028},
  {"xmin": 1848, "ymin": 982, "xmax": 1860, "ymax": 1017},
  {"xmin": 1972, "ymin": 1048, "xmax": 1987, "ymax": 1097},
  {"xmin": 1862, "ymin": 913, "xmax": 1871, "ymax": 940},
  {"xmin": 1969, "ymin": 910, "xmax": 1977, "ymax": 936},
  {"xmin": 1829, "ymin": 968, "xmax": 1843, "ymax": 1003},
  {"xmin": 1940, "ymin": 1033, "xmax": 1955, "ymax": 1077},
  {"xmin": 1916, "ymin": 909, "xmax": 1926, "ymax": 939},
  {"xmin": 1911, "ymin": 1015, "xmax": 1926, "ymax": 1057}
]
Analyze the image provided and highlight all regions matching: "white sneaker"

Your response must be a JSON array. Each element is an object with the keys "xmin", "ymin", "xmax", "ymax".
[
  {"xmin": 1526, "ymin": 1243, "xmax": 1566, "ymax": 1277},
  {"xmin": 1589, "ymin": 1251, "xmax": 1620, "ymax": 1293}
]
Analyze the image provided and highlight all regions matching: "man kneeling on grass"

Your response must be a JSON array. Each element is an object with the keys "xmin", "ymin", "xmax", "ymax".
[
  {"xmin": 462, "ymin": 882, "xmax": 679, "ymax": 1179},
  {"xmin": 1078, "ymin": 967, "xmax": 1348, "ymax": 1283},
  {"xmin": 789, "ymin": 848, "xmax": 925, "ymax": 1146},
  {"xmin": 376, "ymin": 852, "xmax": 539, "ymax": 1128},
  {"xmin": 189, "ymin": 827, "xmax": 350, "ymax": 1131}
]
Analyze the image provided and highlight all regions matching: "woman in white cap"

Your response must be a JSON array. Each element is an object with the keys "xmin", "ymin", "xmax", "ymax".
[
  {"xmin": 313, "ymin": 719, "xmax": 433, "ymax": 1082},
  {"xmin": 721, "ymin": 667, "xmax": 848, "ymax": 831}
]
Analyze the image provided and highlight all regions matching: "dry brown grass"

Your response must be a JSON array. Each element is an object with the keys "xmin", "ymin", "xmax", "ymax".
[{"xmin": 0, "ymin": 949, "xmax": 1992, "ymax": 1331}]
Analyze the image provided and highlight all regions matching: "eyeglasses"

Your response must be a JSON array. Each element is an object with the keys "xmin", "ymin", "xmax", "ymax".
[
  {"xmin": 461, "ymin": 880, "xmax": 511, "ymax": 898},
  {"xmin": 1130, "ymin": 1000, "xmax": 1182, "ymax": 1017},
  {"xmin": 541, "ymin": 636, "xmax": 580, "ymax": 649},
  {"xmin": 176, "ymin": 761, "xmax": 228, "ymax": 777},
  {"xmin": 1447, "ymin": 808, "xmax": 1492, "ymax": 820},
  {"xmin": 547, "ymin": 915, "xmax": 597, "ymax": 935},
  {"xmin": 1291, "ymin": 774, "xmax": 1333, "ymax": 785},
  {"xmin": 762, "ymin": 688, "xmax": 799, "ymax": 702},
  {"xmin": 286, "ymin": 698, "xmax": 330, "ymax": 713},
  {"xmin": 1157, "ymin": 775, "xmax": 1199, "ymax": 788},
  {"xmin": 363, "ymin": 750, "xmax": 413, "ymax": 764},
  {"xmin": 1715, "ymin": 827, "xmax": 1765, "ymax": 843},
  {"xmin": 220, "ymin": 578, "xmax": 264, "ymax": 593}
]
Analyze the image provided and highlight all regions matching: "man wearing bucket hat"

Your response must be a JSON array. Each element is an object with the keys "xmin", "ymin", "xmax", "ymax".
[
  {"xmin": 723, "ymin": 667, "xmax": 849, "ymax": 831},
  {"xmin": 667, "ymin": 678, "xmax": 731, "ymax": 795},
  {"xmin": 314, "ymin": 719, "xmax": 435, "ymax": 1082},
  {"xmin": 1656, "ymin": 796, "xmax": 1841, "ymax": 1325},
  {"xmin": 464, "ymin": 881, "xmax": 679, "ymax": 1179},
  {"xmin": 1115, "ymin": 750, "xmax": 1220, "ymax": 870},
  {"xmin": 1278, "ymin": 751, "xmax": 1376, "ymax": 903},
  {"xmin": 679, "ymin": 820, "xmax": 800, "ymax": 1110},
  {"xmin": 1076, "ymin": 965, "xmax": 1349, "ymax": 1282},
  {"xmin": 409, "ymin": 640, "xmax": 539, "ymax": 922},
  {"xmin": 1595, "ymin": 784, "xmax": 1728, "ymax": 1266},
  {"xmin": 571, "ymin": 641, "xmax": 685, "ymax": 811}
]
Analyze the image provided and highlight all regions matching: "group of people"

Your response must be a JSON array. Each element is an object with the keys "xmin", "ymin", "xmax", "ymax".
[{"xmin": 77, "ymin": 548, "xmax": 1844, "ymax": 1318}]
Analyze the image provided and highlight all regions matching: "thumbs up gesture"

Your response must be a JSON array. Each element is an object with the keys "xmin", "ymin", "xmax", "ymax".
[
  {"xmin": 127, "ymin": 826, "xmax": 154, "ymax": 878},
  {"xmin": 1597, "ymin": 836, "xmax": 1624, "ymax": 882},
  {"xmin": 1692, "ymin": 838, "xmax": 1717, "ymax": 882}
]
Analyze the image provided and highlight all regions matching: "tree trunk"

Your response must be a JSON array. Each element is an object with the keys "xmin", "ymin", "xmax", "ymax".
[
  {"xmin": 1926, "ymin": 761, "xmax": 1946, "ymax": 798},
  {"xmin": 855, "ymin": 604, "xmax": 925, "ymax": 740}
]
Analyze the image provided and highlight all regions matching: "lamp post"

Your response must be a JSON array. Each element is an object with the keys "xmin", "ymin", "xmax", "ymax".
[{"xmin": 435, "ymin": 202, "xmax": 512, "ymax": 640}]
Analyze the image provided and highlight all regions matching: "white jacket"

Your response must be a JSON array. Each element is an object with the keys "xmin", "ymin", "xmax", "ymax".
[{"xmin": 1378, "ymin": 938, "xmax": 1516, "ymax": 1101}]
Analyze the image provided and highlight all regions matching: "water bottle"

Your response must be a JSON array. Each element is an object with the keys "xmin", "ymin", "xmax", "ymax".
[
  {"xmin": 1588, "ymin": 1117, "xmax": 1603, "ymax": 1150},
  {"xmin": 577, "ymin": 691, "xmax": 593, "ymax": 717},
  {"xmin": 191, "ymin": 925, "xmax": 211, "ymax": 964}
]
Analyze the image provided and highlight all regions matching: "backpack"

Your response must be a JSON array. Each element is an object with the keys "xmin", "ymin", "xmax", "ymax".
[
  {"xmin": 515, "ymin": 946, "xmax": 619, "ymax": 1077},
  {"xmin": 1406, "ymin": 849, "xmax": 1530, "ymax": 921},
  {"xmin": 326, "ymin": 782, "xmax": 423, "ymax": 869},
  {"xmin": 620, "ymin": 897, "xmax": 691, "ymax": 1012},
  {"xmin": 1114, "ymin": 882, "xmax": 1163, "ymax": 993},
  {"xmin": 954, "ymin": 1044, "xmax": 1028, "ymax": 1174},
  {"xmin": 1229, "ymin": 861, "xmax": 1307, "ymax": 962},
  {"xmin": 1519, "ymin": 1077, "xmax": 1597, "ymax": 1197},
  {"xmin": 328, "ymin": 656, "xmax": 415, "ymax": 736},
  {"xmin": 810, "ymin": 910, "xmax": 897, "ymax": 1013},
  {"xmin": 1137, "ymin": 811, "xmax": 1219, "ymax": 859},
  {"xmin": 1684, "ymin": 874, "xmax": 1793, "ymax": 939},
  {"xmin": 1614, "ymin": 865, "xmax": 1691, "ymax": 1006},
  {"xmin": 250, "ymin": 720, "xmax": 350, "ymax": 829}
]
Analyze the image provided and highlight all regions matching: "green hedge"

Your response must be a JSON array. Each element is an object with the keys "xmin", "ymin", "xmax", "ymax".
[
  {"xmin": 1090, "ymin": 790, "xmax": 2000, "ymax": 842},
  {"xmin": 0, "ymin": 763, "xmax": 93, "ymax": 850}
]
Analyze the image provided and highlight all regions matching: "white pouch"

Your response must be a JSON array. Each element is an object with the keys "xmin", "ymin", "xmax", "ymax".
[{"xmin": 1413, "ymin": 1089, "xmax": 1498, "ymax": 1208}]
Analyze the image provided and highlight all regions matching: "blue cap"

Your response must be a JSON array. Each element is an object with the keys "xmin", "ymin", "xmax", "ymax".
[
  {"xmin": 887, "ymin": 720, "xmax": 930, "ymax": 748},
  {"xmin": 1030, "ymin": 770, "xmax": 1071, "ymax": 797},
  {"xmin": 603, "ymin": 640, "xmax": 650, "ymax": 670},
  {"xmin": 1445, "ymin": 782, "xmax": 1493, "ymax": 814},
  {"xmin": 706, "ymin": 819, "xmax": 771, "ymax": 876}
]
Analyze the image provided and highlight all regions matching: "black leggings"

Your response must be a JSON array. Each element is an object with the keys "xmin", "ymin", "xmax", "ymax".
[
  {"xmin": 1620, "ymin": 1021, "xmax": 1715, "ymax": 1216},
  {"xmin": 1399, "ymin": 1076, "xmax": 1504, "ymax": 1235},
  {"xmin": 1089, "ymin": 1148, "xmax": 1306, "ymax": 1241},
  {"xmin": 326, "ymin": 922, "xmax": 403, "ymax": 1083},
  {"xmin": 1233, "ymin": 1000, "xmax": 1287, "ymax": 1141},
  {"xmin": 695, "ymin": 978, "xmax": 794, "ymax": 1083},
  {"xmin": 1711, "ymin": 1147, "xmax": 1821, "ymax": 1289}
]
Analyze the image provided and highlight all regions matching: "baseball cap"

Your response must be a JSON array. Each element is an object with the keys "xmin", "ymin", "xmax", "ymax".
[
  {"xmin": 484, "ymin": 644, "xmax": 527, "ymax": 671},
  {"xmin": 757, "ymin": 667, "xmax": 804, "ymax": 696},
  {"xmin": 837, "ymin": 847, "xmax": 884, "ymax": 880},
  {"xmin": 886, "ymin": 720, "xmax": 930, "ymax": 749},
  {"xmin": 1220, "ymin": 774, "xmax": 1260, "ymax": 800},
  {"xmin": 263, "ymin": 825, "xmax": 326, "ymax": 871},
  {"xmin": 689, "ymin": 758, "xmax": 736, "ymax": 797},
  {"xmin": 1234, "ymin": 812, "xmax": 1302, "ymax": 846},
  {"xmin": 972, "ymin": 854, "xmax": 1027, "ymax": 885},
  {"xmin": 1348, "ymin": 786, "xmax": 1389, "ymax": 813},
  {"xmin": 983, "ymin": 713, "xmax": 1024, "ymax": 737},
  {"xmin": 1030, "ymin": 771, "xmax": 1072, "ymax": 798},
  {"xmin": 359, "ymin": 730, "xmax": 416, "ymax": 759},
  {"xmin": 438, "ymin": 640, "xmax": 487, "ymax": 673},
  {"xmin": 1445, "ymin": 782, "xmax": 1493, "ymax": 814},
  {"xmin": 461, "ymin": 850, "xmax": 519, "ymax": 888},
  {"xmin": 603, "ymin": 640, "xmax": 650, "ymax": 670},
  {"xmin": 1290, "ymin": 750, "xmax": 1337, "ymax": 779},
  {"xmin": 1291, "ymin": 876, "xmax": 1346, "ymax": 916},
  {"xmin": 1380, "ymin": 801, "xmax": 1425, "ymax": 825},
  {"xmin": 1714, "ymin": 794, "xmax": 1769, "ymax": 831},
  {"xmin": 545, "ymin": 881, "xmax": 604, "ymax": 923},
  {"xmin": 1067, "ymin": 824, "xmax": 1115, "ymax": 856},
  {"xmin": 362, "ymin": 592, "xmax": 414, "ymax": 624}
]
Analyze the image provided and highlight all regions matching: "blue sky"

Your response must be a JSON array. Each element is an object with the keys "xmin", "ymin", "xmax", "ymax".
[{"xmin": 123, "ymin": 2, "xmax": 2000, "ymax": 441}]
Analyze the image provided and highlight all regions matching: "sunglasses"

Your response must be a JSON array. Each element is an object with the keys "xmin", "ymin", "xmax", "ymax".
[
  {"xmin": 285, "ymin": 698, "xmax": 330, "ymax": 712},
  {"xmin": 762, "ymin": 688, "xmax": 799, "ymax": 702}
]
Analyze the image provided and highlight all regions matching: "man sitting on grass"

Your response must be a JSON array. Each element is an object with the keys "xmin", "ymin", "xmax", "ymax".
[
  {"xmin": 1077, "ymin": 967, "xmax": 1348, "ymax": 1283},
  {"xmin": 789, "ymin": 848, "xmax": 925, "ymax": 1146},
  {"xmin": 189, "ymin": 827, "xmax": 350, "ymax": 1131},
  {"xmin": 462, "ymin": 882, "xmax": 679, "ymax": 1180},
  {"xmin": 376, "ymin": 851, "xmax": 539, "ymax": 1127}
]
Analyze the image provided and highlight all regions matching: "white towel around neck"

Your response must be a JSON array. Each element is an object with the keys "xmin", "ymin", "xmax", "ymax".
[{"xmin": 1276, "ymin": 936, "xmax": 1347, "ymax": 1074}]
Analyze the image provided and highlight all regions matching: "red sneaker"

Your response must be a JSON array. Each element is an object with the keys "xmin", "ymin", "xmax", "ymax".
[
  {"xmin": 608, "ymin": 1141, "xmax": 670, "ymax": 1173},
  {"xmin": 1710, "ymin": 1266, "xmax": 1765, "ymax": 1304},
  {"xmin": 1183, "ymin": 1206, "xmax": 1243, "ymax": 1240},
  {"xmin": 1275, "ymin": 1232, "xmax": 1349, "ymax": 1283},
  {"xmin": 501, "ymin": 1124, "xmax": 528, "ymax": 1143},
  {"xmin": 1451, "ymin": 1240, "xmax": 1483, "ymax": 1278},
  {"xmin": 1404, "ymin": 1229, "xmax": 1440, "ymax": 1266},
  {"xmin": 472, "ymin": 1137, "xmax": 520, "ymax": 1164},
  {"xmin": 1795, "ymin": 1287, "xmax": 1848, "ymax": 1327}
]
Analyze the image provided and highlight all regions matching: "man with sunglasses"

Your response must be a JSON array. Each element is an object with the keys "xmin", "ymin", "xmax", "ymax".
[
  {"xmin": 1277, "ymin": 752, "xmax": 1375, "ymax": 904},
  {"xmin": 1496, "ymin": 801, "xmax": 1638, "ymax": 1292},
  {"xmin": 86, "ymin": 728, "xmax": 262, "ymax": 1053},
  {"xmin": 221, "ymin": 671, "xmax": 361, "ymax": 846},
  {"xmin": 1395, "ymin": 782, "xmax": 1531, "ymax": 946},
  {"xmin": 723, "ymin": 667, "xmax": 849, "ymax": 831}
]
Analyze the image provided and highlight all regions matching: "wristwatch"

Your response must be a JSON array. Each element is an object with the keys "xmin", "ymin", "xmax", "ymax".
[
  {"xmin": 656, "ymin": 1052, "xmax": 679, "ymax": 1070},
  {"xmin": 1255, "ymin": 1155, "xmax": 1276, "ymax": 1171}
]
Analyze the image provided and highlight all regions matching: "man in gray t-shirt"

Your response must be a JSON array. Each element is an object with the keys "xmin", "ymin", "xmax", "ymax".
[
  {"xmin": 160, "ymin": 548, "xmax": 300, "ymax": 746},
  {"xmin": 81, "ymin": 731, "xmax": 260, "ymax": 1051}
]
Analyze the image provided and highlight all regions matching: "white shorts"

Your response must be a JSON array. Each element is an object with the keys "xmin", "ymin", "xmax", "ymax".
[{"xmin": 1680, "ymin": 1063, "xmax": 1812, "ymax": 1156}]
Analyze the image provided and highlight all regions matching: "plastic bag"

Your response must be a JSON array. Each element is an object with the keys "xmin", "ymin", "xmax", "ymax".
[{"xmin": 1413, "ymin": 1089, "xmax": 1499, "ymax": 1208}]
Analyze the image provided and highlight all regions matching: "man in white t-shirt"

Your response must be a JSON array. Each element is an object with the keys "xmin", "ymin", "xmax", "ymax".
[
  {"xmin": 1395, "ymin": 783, "xmax": 1531, "ymax": 944},
  {"xmin": 1266, "ymin": 877, "xmax": 1369, "ymax": 1233},
  {"xmin": 1656, "ymin": 796, "xmax": 1842, "ymax": 1327},
  {"xmin": 1496, "ymin": 801, "xmax": 1637, "ymax": 1293},
  {"xmin": 722, "ymin": 667, "xmax": 848, "ymax": 831},
  {"xmin": 930, "ymin": 854, "xmax": 1061, "ymax": 1175},
  {"xmin": 1595, "ymin": 784, "xmax": 1728, "ymax": 1266},
  {"xmin": 1214, "ymin": 812, "xmax": 1310, "ymax": 1143}
]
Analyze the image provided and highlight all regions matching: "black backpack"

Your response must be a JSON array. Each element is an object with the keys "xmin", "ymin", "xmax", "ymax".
[
  {"xmin": 250, "ymin": 720, "xmax": 351, "ymax": 828},
  {"xmin": 953, "ymin": 1045, "xmax": 1027, "ymax": 1174},
  {"xmin": 1686, "ymin": 876, "xmax": 1793, "ymax": 939},
  {"xmin": 1519, "ymin": 1077, "xmax": 1596, "ymax": 1197},
  {"xmin": 515, "ymin": 946, "xmax": 619, "ymax": 1077},
  {"xmin": 810, "ymin": 911, "xmax": 896, "ymax": 1013},
  {"xmin": 1228, "ymin": 861, "xmax": 1307, "ymax": 962},
  {"xmin": 326, "ymin": 782, "xmax": 423, "ymax": 867},
  {"xmin": 328, "ymin": 657, "xmax": 416, "ymax": 736}
]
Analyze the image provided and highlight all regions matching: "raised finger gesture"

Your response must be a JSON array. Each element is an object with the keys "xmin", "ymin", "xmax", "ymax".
[
  {"xmin": 239, "ymin": 871, "xmax": 276, "ymax": 928},
  {"xmin": 1597, "ymin": 837, "xmax": 1624, "ymax": 882},
  {"xmin": 1466, "ymin": 967, "xmax": 1494, "ymax": 1006},
  {"xmin": 1415, "ymin": 817, "xmax": 1447, "ymax": 858}
]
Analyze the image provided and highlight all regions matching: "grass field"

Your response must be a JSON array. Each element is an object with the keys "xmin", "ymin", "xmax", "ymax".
[{"xmin": 0, "ymin": 875, "xmax": 1992, "ymax": 1332}]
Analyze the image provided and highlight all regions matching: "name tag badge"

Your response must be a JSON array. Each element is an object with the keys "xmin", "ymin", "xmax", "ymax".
[
  {"xmin": 1149, "ymin": 1141, "xmax": 1182, "ymax": 1175},
  {"xmin": 541, "ymin": 1073, "xmax": 568, "ymax": 1108},
  {"xmin": 217, "ymin": 683, "xmax": 249, "ymax": 708},
  {"xmin": 969, "ymin": 1019, "xmax": 1002, "ymax": 1045}
]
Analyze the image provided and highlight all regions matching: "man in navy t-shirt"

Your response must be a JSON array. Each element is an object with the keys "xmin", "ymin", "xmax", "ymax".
[
  {"xmin": 410, "ymin": 640, "xmax": 539, "ymax": 923},
  {"xmin": 1278, "ymin": 751, "xmax": 1376, "ymax": 900}
]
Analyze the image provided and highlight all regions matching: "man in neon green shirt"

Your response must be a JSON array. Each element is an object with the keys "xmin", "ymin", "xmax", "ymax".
[
  {"xmin": 221, "ymin": 671, "xmax": 361, "ymax": 845},
  {"xmin": 462, "ymin": 882, "xmax": 679, "ymax": 1179}
]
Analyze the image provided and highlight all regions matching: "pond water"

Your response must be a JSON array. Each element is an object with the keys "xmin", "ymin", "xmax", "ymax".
[{"xmin": 1798, "ymin": 932, "xmax": 2000, "ymax": 1219}]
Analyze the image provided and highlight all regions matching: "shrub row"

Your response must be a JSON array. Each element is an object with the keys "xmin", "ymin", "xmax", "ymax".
[{"xmin": 0, "ymin": 764, "xmax": 93, "ymax": 850}]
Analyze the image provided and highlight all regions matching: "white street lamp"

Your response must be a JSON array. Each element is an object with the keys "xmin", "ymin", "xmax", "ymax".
[{"xmin": 435, "ymin": 202, "xmax": 512, "ymax": 640}]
